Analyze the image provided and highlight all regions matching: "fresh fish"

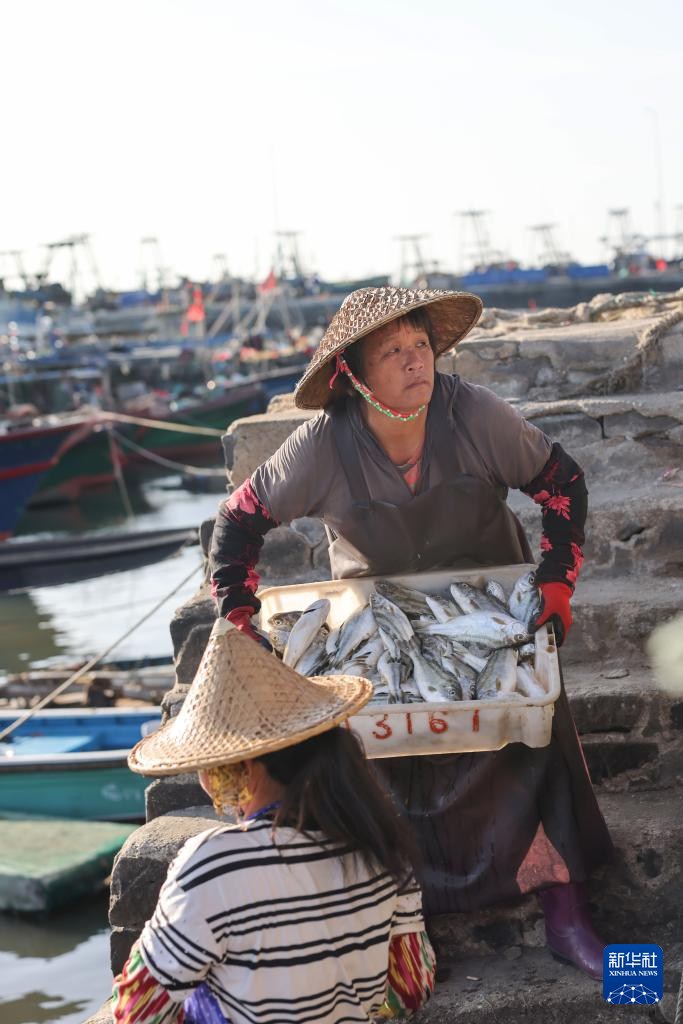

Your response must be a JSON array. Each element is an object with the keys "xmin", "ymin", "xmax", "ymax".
[
  {"xmin": 267, "ymin": 611, "xmax": 303, "ymax": 654},
  {"xmin": 294, "ymin": 628, "xmax": 329, "ymax": 675},
  {"xmin": 457, "ymin": 581, "xmax": 509, "ymax": 616},
  {"xmin": 408, "ymin": 645, "xmax": 462, "ymax": 702},
  {"xmin": 268, "ymin": 611, "xmax": 303, "ymax": 631},
  {"xmin": 476, "ymin": 648, "xmax": 518, "ymax": 700},
  {"xmin": 449, "ymin": 582, "xmax": 478, "ymax": 615},
  {"xmin": 269, "ymin": 627, "xmax": 292, "ymax": 656},
  {"xmin": 417, "ymin": 611, "xmax": 530, "ymax": 648},
  {"xmin": 378, "ymin": 626, "xmax": 400, "ymax": 660},
  {"xmin": 485, "ymin": 579, "xmax": 507, "ymax": 606},
  {"xmin": 283, "ymin": 599, "xmax": 331, "ymax": 667},
  {"xmin": 508, "ymin": 571, "xmax": 541, "ymax": 630},
  {"xmin": 447, "ymin": 640, "xmax": 488, "ymax": 674},
  {"xmin": 347, "ymin": 635, "xmax": 384, "ymax": 671},
  {"xmin": 370, "ymin": 593, "xmax": 415, "ymax": 645},
  {"xmin": 425, "ymin": 594, "xmax": 459, "ymax": 623},
  {"xmin": 375, "ymin": 580, "xmax": 431, "ymax": 619},
  {"xmin": 518, "ymin": 641, "xmax": 536, "ymax": 662},
  {"xmin": 325, "ymin": 625, "xmax": 341, "ymax": 658},
  {"xmin": 398, "ymin": 654, "xmax": 422, "ymax": 703},
  {"xmin": 333, "ymin": 605, "xmax": 378, "ymax": 665},
  {"xmin": 377, "ymin": 651, "xmax": 402, "ymax": 703},
  {"xmin": 515, "ymin": 663, "xmax": 546, "ymax": 700}
]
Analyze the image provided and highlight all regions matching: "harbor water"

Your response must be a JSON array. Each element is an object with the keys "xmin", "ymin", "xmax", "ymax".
[{"xmin": 0, "ymin": 472, "xmax": 224, "ymax": 1023}]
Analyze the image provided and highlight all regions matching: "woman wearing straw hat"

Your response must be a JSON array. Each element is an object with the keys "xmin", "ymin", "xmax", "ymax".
[
  {"xmin": 210, "ymin": 285, "xmax": 613, "ymax": 981},
  {"xmin": 112, "ymin": 620, "xmax": 435, "ymax": 1024}
]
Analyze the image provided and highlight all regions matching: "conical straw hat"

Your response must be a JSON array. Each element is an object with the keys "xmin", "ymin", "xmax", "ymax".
[
  {"xmin": 128, "ymin": 619, "xmax": 373, "ymax": 777},
  {"xmin": 294, "ymin": 285, "xmax": 482, "ymax": 410}
]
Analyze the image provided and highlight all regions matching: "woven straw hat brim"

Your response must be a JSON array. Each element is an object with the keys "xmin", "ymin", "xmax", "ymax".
[
  {"xmin": 294, "ymin": 286, "xmax": 483, "ymax": 410},
  {"xmin": 127, "ymin": 620, "xmax": 373, "ymax": 777}
]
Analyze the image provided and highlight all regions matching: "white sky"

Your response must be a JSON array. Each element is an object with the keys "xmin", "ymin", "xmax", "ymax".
[{"xmin": 3, "ymin": 0, "xmax": 682, "ymax": 292}]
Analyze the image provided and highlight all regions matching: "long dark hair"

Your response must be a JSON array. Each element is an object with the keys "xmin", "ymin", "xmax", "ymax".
[{"xmin": 257, "ymin": 726, "xmax": 417, "ymax": 884}]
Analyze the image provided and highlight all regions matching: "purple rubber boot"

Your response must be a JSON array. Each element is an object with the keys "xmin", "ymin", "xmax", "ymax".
[{"xmin": 538, "ymin": 882, "xmax": 605, "ymax": 981}]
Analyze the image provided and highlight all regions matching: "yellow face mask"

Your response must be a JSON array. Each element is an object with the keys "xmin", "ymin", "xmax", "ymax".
[{"xmin": 201, "ymin": 763, "xmax": 252, "ymax": 817}]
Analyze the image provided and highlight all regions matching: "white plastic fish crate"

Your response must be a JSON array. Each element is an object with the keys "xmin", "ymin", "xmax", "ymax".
[{"xmin": 257, "ymin": 564, "xmax": 561, "ymax": 756}]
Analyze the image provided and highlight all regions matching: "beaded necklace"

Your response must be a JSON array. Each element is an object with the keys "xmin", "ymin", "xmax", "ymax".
[{"xmin": 328, "ymin": 353, "xmax": 426, "ymax": 423}]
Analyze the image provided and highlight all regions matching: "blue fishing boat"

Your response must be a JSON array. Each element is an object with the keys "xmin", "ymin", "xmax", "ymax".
[{"xmin": 0, "ymin": 707, "xmax": 162, "ymax": 820}]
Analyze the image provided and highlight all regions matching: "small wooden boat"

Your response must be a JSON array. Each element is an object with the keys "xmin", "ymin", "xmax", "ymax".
[
  {"xmin": 0, "ymin": 707, "xmax": 162, "ymax": 820},
  {"xmin": 0, "ymin": 665, "xmax": 174, "ymax": 708},
  {"xmin": 0, "ymin": 525, "xmax": 197, "ymax": 591}
]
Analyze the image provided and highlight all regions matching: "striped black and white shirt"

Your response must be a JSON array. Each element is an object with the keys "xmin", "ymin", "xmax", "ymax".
[{"xmin": 139, "ymin": 818, "xmax": 425, "ymax": 1024}]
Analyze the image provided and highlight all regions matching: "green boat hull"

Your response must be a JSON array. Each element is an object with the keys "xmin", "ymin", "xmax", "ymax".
[{"xmin": 0, "ymin": 762, "xmax": 148, "ymax": 821}]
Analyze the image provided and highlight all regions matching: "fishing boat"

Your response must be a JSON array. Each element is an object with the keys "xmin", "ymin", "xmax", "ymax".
[
  {"xmin": 0, "ymin": 707, "xmax": 162, "ymax": 820},
  {"xmin": 0, "ymin": 526, "xmax": 198, "ymax": 591},
  {"xmin": 0, "ymin": 415, "xmax": 98, "ymax": 540}
]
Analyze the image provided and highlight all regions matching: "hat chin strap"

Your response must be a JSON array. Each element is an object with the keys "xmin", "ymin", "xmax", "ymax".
[{"xmin": 329, "ymin": 354, "xmax": 426, "ymax": 423}]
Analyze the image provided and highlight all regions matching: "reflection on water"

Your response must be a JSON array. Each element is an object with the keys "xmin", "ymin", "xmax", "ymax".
[
  {"xmin": 0, "ymin": 891, "xmax": 111, "ymax": 1024},
  {"xmin": 0, "ymin": 476, "xmax": 223, "ymax": 676}
]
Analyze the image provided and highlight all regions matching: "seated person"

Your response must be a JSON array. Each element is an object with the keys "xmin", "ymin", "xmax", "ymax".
[{"xmin": 112, "ymin": 619, "xmax": 435, "ymax": 1023}]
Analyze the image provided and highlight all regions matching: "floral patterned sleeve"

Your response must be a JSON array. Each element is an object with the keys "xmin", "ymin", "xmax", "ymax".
[
  {"xmin": 112, "ymin": 943, "xmax": 185, "ymax": 1024},
  {"xmin": 209, "ymin": 480, "xmax": 279, "ymax": 621},
  {"xmin": 520, "ymin": 442, "xmax": 587, "ymax": 590}
]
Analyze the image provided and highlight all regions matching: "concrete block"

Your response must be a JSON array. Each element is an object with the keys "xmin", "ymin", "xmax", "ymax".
[
  {"xmin": 226, "ymin": 409, "xmax": 314, "ymax": 487},
  {"xmin": 603, "ymin": 411, "xmax": 680, "ymax": 440},
  {"xmin": 169, "ymin": 586, "xmax": 215, "ymax": 688},
  {"xmin": 145, "ymin": 773, "xmax": 210, "ymax": 820},
  {"xmin": 527, "ymin": 412, "xmax": 603, "ymax": 447}
]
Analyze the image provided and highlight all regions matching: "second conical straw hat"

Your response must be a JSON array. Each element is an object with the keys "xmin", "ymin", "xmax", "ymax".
[{"xmin": 128, "ymin": 619, "xmax": 373, "ymax": 777}]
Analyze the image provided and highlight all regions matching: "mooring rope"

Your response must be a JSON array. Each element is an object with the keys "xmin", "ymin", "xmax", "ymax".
[
  {"xmin": 109, "ymin": 428, "xmax": 227, "ymax": 477},
  {"xmin": 98, "ymin": 410, "xmax": 224, "ymax": 437},
  {"xmin": 0, "ymin": 560, "xmax": 202, "ymax": 743}
]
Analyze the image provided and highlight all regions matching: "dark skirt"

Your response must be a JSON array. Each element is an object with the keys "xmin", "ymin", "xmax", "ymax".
[{"xmin": 373, "ymin": 667, "xmax": 614, "ymax": 916}]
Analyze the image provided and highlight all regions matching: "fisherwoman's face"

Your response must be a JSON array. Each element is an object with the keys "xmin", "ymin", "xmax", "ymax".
[{"xmin": 359, "ymin": 321, "xmax": 435, "ymax": 412}]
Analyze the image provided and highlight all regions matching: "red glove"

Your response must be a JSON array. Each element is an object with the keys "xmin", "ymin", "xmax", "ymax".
[
  {"xmin": 226, "ymin": 606, "xmax": 273, "ymax": 651},
  {"xmin": 532, "ymin": 582, "xmax": 572, "ymax": 646}
]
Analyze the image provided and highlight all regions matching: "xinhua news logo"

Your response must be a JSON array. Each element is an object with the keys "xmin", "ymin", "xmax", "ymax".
[{"xmin": 603, "ymin": 944, "xmax": 663, "ymax": 1004}]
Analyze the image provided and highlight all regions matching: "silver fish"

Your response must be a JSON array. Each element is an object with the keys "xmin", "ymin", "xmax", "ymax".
[
  {"xmin": 508, "ymin": 571, "xmax": 541, "ymax": 630},
  {"xmin": 398, "ymin": 654, "xmax": 422, "ymax": 703},
  {"xmin": 457, "ymin": 581, "xmax": 509, "ymax": 616},
  {"xmin": 449, "ymin": 582, "xmax": 479, "ymax": 615},
  {"xmin": 325, "ymin": 625, "xmax": 341, "ymax": 658},
  {"xmin": 485, "ymin": 579, "xmax": 507, "ymax": 605},
  {"xmin": 476, "ymin": 648, "xmax": 518, "ymax": 700},
  {"xmin": 333, "ymin": 605, "xmax": 378, "ymax": 665},
  {"xmin": 518, "ymin": 641, "xmax": 536, "ymax": 662},
  {"xmin": 375, "ymin": 580, "xmax": 430, "ymax": 619},
  {"xmin": 417, "ymin": 611, "xmax": 530, "ymax": 648},
  {"xmin": 446, "ymin": 640, "xmax": 488, "ymax": 673},
  {"xmin": 370, "ymin": 593, "xmax": 415, "ymax": 645},
  {"xmin": 268, "ymin": 611, "xmax": 303, "ymax": 630},
  {"xmin": 515, "ymin": 663, "xmax": 546, "ymax": 700},
  {"xmin": 283, "ymin": 599, "xmax": 331, "ymax": 667},
  {"xmin": 268, "ymin": 611, "xmax": 303, "ymax": 653},
  {"xmin": 377, "ymin": 651, "xmax": 402, "ymax": 703},
  {"xmin": 408, "ymin": 645, "xmax": 461, "ymax": 702},
  {"xmin": 269, "ymin": 627, "xmax": 292, "ymax": 656},
  {"xmin": 425, "ymin": 594, "xmax": 459, "ymax": 623},
  {"xmin": 294, "ymin": 627, "xmax": 329, "ymax": 675}
]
